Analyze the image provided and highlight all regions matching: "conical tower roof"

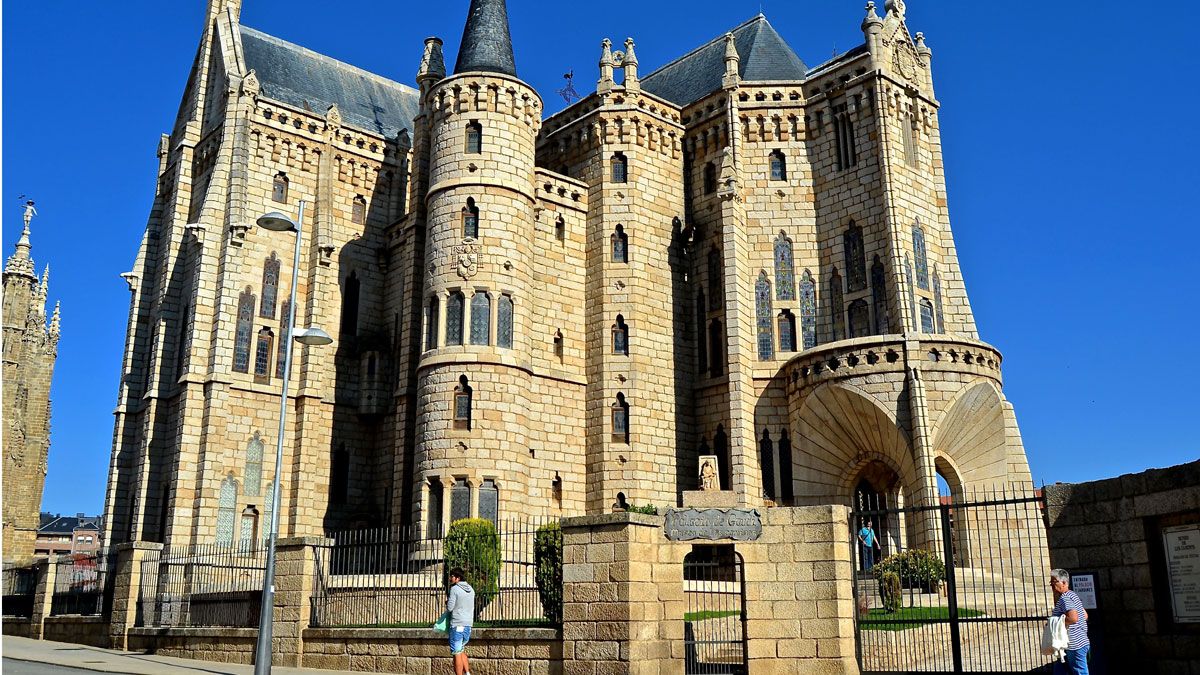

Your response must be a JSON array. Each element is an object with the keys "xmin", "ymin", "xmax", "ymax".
[{"xmin": 453, "ymin": 0, "xmax": 517, "ymax": 77}]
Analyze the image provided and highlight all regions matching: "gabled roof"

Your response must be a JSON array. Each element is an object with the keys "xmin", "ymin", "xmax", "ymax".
[
  {"xmin": 239, "ymin": 26, "xmax": 420, "ymax": 138},
  {"xmin": 641, "ymin": 15, "xmax": 808, "ymax": 107},
  {"xmin": 38, "ymin": 514, "xmax": 101, "ymax": 534}
]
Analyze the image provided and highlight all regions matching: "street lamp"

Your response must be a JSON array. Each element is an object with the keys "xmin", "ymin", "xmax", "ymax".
[{"xmin": 252, "ymin": 201, "xmax": 333, "ymax": 675}]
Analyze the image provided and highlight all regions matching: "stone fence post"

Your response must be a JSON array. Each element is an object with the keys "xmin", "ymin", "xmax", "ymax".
[
  {"xmin": 271, "ymin": 536, "xmax": 331, "ymax": 667},
  {"xmin": 27, "ymin": 557, "xmax": 57, "ymax": 640},
  {"xmin": 108, "ymin": 541, "xmax": 162, "ymax": 650}
]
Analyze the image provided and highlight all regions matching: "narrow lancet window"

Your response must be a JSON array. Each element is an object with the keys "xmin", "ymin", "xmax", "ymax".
[
  {"xmin": 613, "ymin": 315, "xmax": 629, "ymax": 355},
  {"xmin": 234, "ymin": 288, "xmax": 255, "ymax": 373},
  {"xmin": 497, "ymin": 295, "xmax": 513, "ymax": 349},
  {"xmin": 848, "ymin": 299, "xmax": 870, "ymax": 338},
  {"xmin": 844, "ymin": 222, "xmax": 866, "ymax": 292},
  {"xmin": 271, "ymin": 173, "xmax": 289, "ymax": 203},
  {"xmin": 465, "ymin": 121, "xmax": 483, "ymax": 154},
  {"xmin": 871, "ymin": 256, "xmax": 889, "ymax": 334},
  {"xmin": 260, "ymin": 253, "xmax": 280, "ymax": 319},
  {"xmin": 470, "ymin": 292, "xmax": 490, "ymax": 346},
  {"xmin": 463, "ymin": 198, "xmax": 480, "ymax": 239},
  {"xmin": 612, "ymin": 224, "xmax": 628, "ymax": 263},
  {"xmin": 913, "ymin": 223, "xmax": 930, "ymax": 290},
  {"xmin": 755, "ymin": 272, "xmax": 774, "ymax": 361},
  {"xmin": 774, "ymin": 233, "xmax": 795, "ymax": 301},
  {"xmin": 454, "ymin": 376, "xmax": 472, "ymax": 430},
  {"xmin": 778, "ymin": 311, "xmax": 797, "ymax": 353},
  {"xmin": 769, "ymin": 150, "xmax": 787, "ymax": 181},
  {"xmin": 611, "ymin": 152, "xmax": 628, "ymax": 183},
  {"xmin": 611, "ymin": 393, "xmax": 630, "ymax": 443},
  {"xmin": 446, "ymin": 292, "xmax": 465, "ymax": 346},
  {"xmin": 830, "ymin": 268, "xmax": 845, "ymax": 341}
]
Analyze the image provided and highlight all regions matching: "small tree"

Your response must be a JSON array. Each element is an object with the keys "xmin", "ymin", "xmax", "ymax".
[
  {"xmin": 444, "ymin": 518, "xmax": 501, "ymax": 615},
  {"xmin": 881, "ymin": 572, "xmax": 903, "ymax": 613},
  {"xmin": 534, "ymin": 522, "xmax": 563, "ymax": 625}
]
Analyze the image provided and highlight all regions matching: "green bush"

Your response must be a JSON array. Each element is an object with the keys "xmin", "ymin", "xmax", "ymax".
[
  {"xmin": 444, "ymin": 518, "xmax": 501, "ymax": 614},
  {"xmin": 881, "ymin": 572, "xmax": 902, "ymax": 613},
  {"xmin": 534, "ymin": 522, "xmax": 563, "ymax": 625},
  {"xmin": 625, "ymin": 503, "xmax": 658, "ymax": 515},
  {"xmin": 871, "ymin": 549, "xmax": 946, "ymax": 593}
]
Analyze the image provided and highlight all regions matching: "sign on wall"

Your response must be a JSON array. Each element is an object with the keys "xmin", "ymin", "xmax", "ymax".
[
  {"xmin": 1071, "ymin": 573, "xmax": 1098, "ymax": 610},
  {"xmin": 664, "ymin": 508, "xmax": 762, "ymax": 542},
  {"xmin": 1162, "ymin": 524, "xmax": 1200, "ymax": 623}
]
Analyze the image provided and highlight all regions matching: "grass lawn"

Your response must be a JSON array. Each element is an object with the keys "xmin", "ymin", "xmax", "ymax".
[
  {"xmin": 684, "ymin": 610, "xmax": 742, "ymax": 622},
  {"xmin": 858, "ymin": 606, "xmax": 984, "ymax": 631}
]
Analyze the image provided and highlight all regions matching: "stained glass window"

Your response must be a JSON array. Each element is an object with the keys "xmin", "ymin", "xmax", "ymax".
[
  {"xmin": 774, "ymin": 233, "xmax": 796, "ymax": 301},
  {"xmin": 696, "ymin": 291, "xmax": 708, "ymax": 373},
  {"xmin": 778, "ymin": 311, "xmax": 797, "ymax": 353},
  {"xmin": 613, "ymin": 315, "xmax": 629, "ymax": 355},
  {"xmin": 465, "ymin": 121, "xmax": 482, "ymax": 154},
  {"xmin": 216, "ymin": 476, "xmax": 238, "ymax": 544},
  {"xmin": 708, "ymin": 320, "xmax": 724, "ymax": 376},
  {"xmin": 276, "ymin": 300, "xmax": 291, "ymax": 379},
  {"xmin": 176, "ymin": 302, "xmax": 191, "ymax": 381},
  {"xmin": 425, "ymin": 298, "xmax": 439, "ymax": 351},
  {"xmin": 450, "ymin": 478, "xmax": 471, "ymax": 522},
  {"xmin": 913, "ymin": 223, "xmax": 930, "ymax": 290},
  {"xmin": 933, "ymin": 270, "xmax": 945, "ymax": 333},
  {"xmin": 260, "ymin": 253, "xmax": 280, "ymax": 319},
  {"xmin": 760, "ymin": 431, "xmax": 776, "ymax": 501},
  {"xmin": 245, "ymin": 433, "xmax": 264, "ymax": 496},
  {"xmin": 446, "ymin": 292, "xmax": 465, "ymax": 346},
  {"xmin": 844, "ymin": 223, "xmax": 866, "ymax": 292},
  {"xmin": 234, "ymin": 288, "xmax": 255, "ymax": 373},
  {"xmin": 770, "ymin": 150, "xmax": 787, "ymax": 181},
  {"xmin": 239, "ymin": 507, "xmax": 258, "ymax": 544},
  {"xmin": 830, "ymin": 268, "xmax": 845, "ymax": 341},
  {"xmin": 463, "ymin": 199, "xmax": 479, "ymax": 239},
  {"xmin": 497, "ymin": 295, "xmax": 513, "ymax": 349},
  {"xmin": 906, "ymin": 256, "xmax": 919, "ymax": 332},
  {"xmin": 708, "ymin": 248, "xmax": 722, "ymax": 309},
  {"xmin": 611, "ymin": 394, "xmax": 629, "ymax": 443},
  {"xmin": 920, "ymin": 300, "xmax": 935, "ymax": 333},
  {"xmin": 261, "ymin": 483, "xmax": 273, "ymax": 541},
  {"xmin": 834, "ymin": 111, "xmax": 857, "ymax": 170},
  {"xmin": 330, "ymin": 445, "xmax": 349, "ymax": 505},
  {"xmin": 799, "ymin": 269, "xmax": 817, "ymax": 349},
  {"xmin": 254, "ymin": 328, "xmax": 274, "ymax": 378},
  {"xmin": 755, "ymin": 272, "xmax": 774, "ymax": 361},
  {"xmin": 848, "ymin": 299, "xmax": 870, "ymax": 338},
  {"xmin": 271, "ymin": 173, "xmax": 288, "ymax": 203},
  {"xmin": 611, "ymin": 152, "xmax": 628, "ymax": 183},
  {"xmin": 470, "ymin": 292, "xmax": 490, "ymax": 345},
  {"xmin": 478, "ymin": 479, "xmax": 499, "ymax": 524},
  {"xmin": 871, "ymin": 256, "xmax": 889, "ymax": 334},
  {"xmin": 426, "ymin": 479, "xmax": 444, "ymax": 538},
  {"xmin": 612, "ymin": 225, "xmax": 628, "ymax": 263}
]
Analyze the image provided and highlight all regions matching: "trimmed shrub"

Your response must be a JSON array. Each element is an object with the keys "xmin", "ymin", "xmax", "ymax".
[
  {"xmin": 626, "ymin": 503, "xmax": 658, "ymax": 515},
  {"xmin": 881, "ymin": 572, "xmax": 903, "ymax": 613},
  {"xmin": 871, "ymin": 548, "xmax": 946, "ymax": 593},
  {"xmin": 444, "ymin": 518, "xmax": 501, "ymax": 614},
  {"xmin": 534, "ymin": 522, "xmax": 563, "ymax": 625}
]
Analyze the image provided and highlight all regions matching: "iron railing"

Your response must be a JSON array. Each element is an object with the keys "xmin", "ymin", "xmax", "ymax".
[
  {"xmin": 311, "ymin": 518, "xmax": 558, "ymax": 628},
  {"xmin": 2, "ymin": 564, "xmax": 39, "ymax": 618},
  {"xmin": 137, "ymin": 540, "xmax": 266, "ymax": 628},
  {"xmin": 50, "ymin": 549, "xmax": 116, "ymax": 617},
  {"xmin": 852, "ymin": 488, "xmax": 1054, "ymax": 674},
  {"xmin": 683, "ymin": 549, "xmax": 748, "ymax": 675}
]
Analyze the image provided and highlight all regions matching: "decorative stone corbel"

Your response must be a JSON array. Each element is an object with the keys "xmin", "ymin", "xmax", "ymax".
[
  {"xmin": 318, "ymin": 239, "xmax": 335, "ymax": 267},
  {"xmin": 716, "ymin": 147, "xmax": 741, "ymax": 202},
  {"xmin": 227, "ymin": 222, "xmax": 249, "ymax": 247},
  {"xmin": 120, "ymin": 272, "xmax": 140, "ymax": 292},
  {"xmin": 184, "ymin": 222, "xmax": 207, "ymax": 246},
  {"xmin": 325, "ymin": 104, "xmax": 342, "ymax": 132},
  {"xmin": 240, "ymin": 69, "xmax": 260, "ymax": 99}
]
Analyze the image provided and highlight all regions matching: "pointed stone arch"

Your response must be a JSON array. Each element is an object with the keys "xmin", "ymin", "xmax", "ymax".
[{"xmin": 931, "ymin": 380, "xmax": 1009, "ymax": 489}]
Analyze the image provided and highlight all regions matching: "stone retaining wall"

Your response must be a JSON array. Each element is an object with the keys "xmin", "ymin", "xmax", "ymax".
[
  {"xmin": 302, "ymin": 627, "xmax": 561, "ymax": 674},
  {"xmin": 127, "ymin": 627, "xmax": 258, "ymax": 663},
  {"xmin": 1044, "ymin": 460, "xmax": 1200, "ymax": 674},
  {"xmin": 3, "ymin": 616, "xmax": 34, "ymax": 638},
  {"xmin": 42, "ymin": 616, "xmax": 109, "ymax": 648}
]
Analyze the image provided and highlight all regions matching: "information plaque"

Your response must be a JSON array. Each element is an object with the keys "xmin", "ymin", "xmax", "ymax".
[
  {"xmin": 1163, "ymin": 524, "xmax": 1200, "ymax": 623},
  {"xmin": 664, "ymin": 508, "xmax": 762, "ymax": 542},
  {"xmin": 1071, "ymin": 573, "xmax": 1098, "ymax": 610}
]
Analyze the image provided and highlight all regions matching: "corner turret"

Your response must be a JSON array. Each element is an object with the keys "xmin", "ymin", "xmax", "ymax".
[{"xmin": 453, "ymin": 0, "xmax": 517, "ymax": 77}]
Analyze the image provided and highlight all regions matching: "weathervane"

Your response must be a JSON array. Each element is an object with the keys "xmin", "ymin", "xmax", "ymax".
[{"xmin": 557, "ymin": 70, "xmax": 580, "ymax": 105}]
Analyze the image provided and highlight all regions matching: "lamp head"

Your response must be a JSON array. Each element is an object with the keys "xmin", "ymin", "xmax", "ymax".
[
  {"xmin": 256, "ymin": 211, "xmax": 298, "ymax": 232},
  {"xmin": 293, "ymin": 326, "xmax": 333, "ymax": 346}
]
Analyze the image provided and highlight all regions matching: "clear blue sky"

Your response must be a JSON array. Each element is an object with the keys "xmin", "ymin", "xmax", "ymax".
[{"xmin": 3, "ymin": 0, "xmax": 1196, "ymax": 516}]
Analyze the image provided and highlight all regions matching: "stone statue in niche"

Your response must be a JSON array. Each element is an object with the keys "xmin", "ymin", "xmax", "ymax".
[{"xmin": 699, "ymin": 455, "xmax": 720, "ymax": 491}]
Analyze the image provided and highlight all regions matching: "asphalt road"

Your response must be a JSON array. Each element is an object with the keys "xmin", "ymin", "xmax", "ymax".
[{"xmin": 2, "ymin": 658, "xmax": 106, "ymax": 675}]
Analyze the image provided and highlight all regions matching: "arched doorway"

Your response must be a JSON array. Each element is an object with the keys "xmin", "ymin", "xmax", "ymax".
[{"xmin": 851, "ymin": 461, "xmax": 906, "ymax": 563}]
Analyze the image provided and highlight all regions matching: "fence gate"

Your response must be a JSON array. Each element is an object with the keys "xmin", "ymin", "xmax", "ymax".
[
  {"xmin": 851, "ymin": 492, "xmax": 1054, "ymax": 674},
  {"xmin": 683, "ymin": 547, "xmax": 747, "ymax": 675}
]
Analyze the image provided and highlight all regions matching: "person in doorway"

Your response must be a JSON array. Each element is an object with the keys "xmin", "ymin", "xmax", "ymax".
[
  {"xmin": 858, "ymin": 520, "xmax": 881, "ymax": 572},
  {"xmin": 446, "ymin": 567, "xmax": 475, "ymax": 675},
  {"xmin": 1050, "ymin": 568, "xmax": 1090, "ymax": 674}
]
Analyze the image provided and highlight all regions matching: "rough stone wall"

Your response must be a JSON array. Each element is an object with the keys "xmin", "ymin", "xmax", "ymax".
[{"xmin": 1044, "ymin": 462, "xmax": 1200, "ymax": 673}]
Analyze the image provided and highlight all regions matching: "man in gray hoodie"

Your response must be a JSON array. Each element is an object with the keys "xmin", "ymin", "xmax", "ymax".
[{"xmin": 446, "ymin": 567, "xmax": 475, "ymax": 675}]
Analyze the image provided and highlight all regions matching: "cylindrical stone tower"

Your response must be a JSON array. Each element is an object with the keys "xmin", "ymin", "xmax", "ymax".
[{"xmin": 414, "ymin": 0, "xmax": 546, "ymax": 530}]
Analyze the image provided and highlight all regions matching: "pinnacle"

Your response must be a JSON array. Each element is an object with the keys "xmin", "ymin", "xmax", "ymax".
[{"xmin": 453, "ymin": 0, "xmax": 517, "ymax": 77}]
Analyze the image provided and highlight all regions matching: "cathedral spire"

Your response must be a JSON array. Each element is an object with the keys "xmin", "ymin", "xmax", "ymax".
[
  {"xmin": 5, "ymin": 200, "xmax": 37, "ymax": 278},
  {"xmin": 49, "ymin": 301, "xmax": 61, "ymax": 343},
  {"xmin": 453, "ymin": 0, "xmax": 517, "ymax": 77}
]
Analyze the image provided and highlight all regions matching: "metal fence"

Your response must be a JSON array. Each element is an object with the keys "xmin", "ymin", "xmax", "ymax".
[
  {"xmin": 311, "ymin": 518, "xmax": 558, "ymax": 628},
  {"xmin": 50, "ymin": 549, "xmax": 116, "ymax": 617},
  {"xmin": 2, "ymin": 564, "xmax": 39, "ymax": 618},
  {"xmin": 137, "ymin": 540, "xmax": 266, "ymax": 628},
  {"xmin": 683, "ymin": 548, "xmax": 748, "ymax": 675},
  {"xmin": 852, "ymin": 489, "xmax": 1054, "ymax": 674}
]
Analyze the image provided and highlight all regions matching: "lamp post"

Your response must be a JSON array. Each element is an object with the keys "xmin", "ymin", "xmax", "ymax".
[{"xmin": 252, "ymin": 201, "xmax": 333, "ymax": 675}]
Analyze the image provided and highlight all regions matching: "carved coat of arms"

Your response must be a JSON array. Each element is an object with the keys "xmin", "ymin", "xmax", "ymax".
[{"xmin": 453, "ymin": 241, "xmax": 480, "ymax": 280}]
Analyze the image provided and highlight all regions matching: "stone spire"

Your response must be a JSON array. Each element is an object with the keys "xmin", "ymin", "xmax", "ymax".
[
  {"xmin": 5, "ymin": 200, "xmax": 37, "ymax": 278},
  {"xmin": 417, "ymin": 37, "xmax": 446, "ymax": 85},
  {"xmin": 453, "ymin": 0, "xmax": 517, "ymax": 77},
  {"xmin": 38, "ymin": 266, "xmax": 50, "ymax": 308},
  {"xmin": 49, "ymin": 302, "xmax": 61, "ymax": 343},
  {"xmin": 722, "ymin": 33, "xmax": 740, "ymax": 88},
  {"xmin": 598, "ymin": 39, "xmax": 615, "ymax": 93}
]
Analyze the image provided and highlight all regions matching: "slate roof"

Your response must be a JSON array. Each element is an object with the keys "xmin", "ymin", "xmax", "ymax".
[
  {"xmin": 641, "ymin": 15, "xmax": 808, "ymax": 107},
  {"xmin": 239, "ymin": 26, "xmax": 420, "ymax": 138},
  {"xmin": 38, "ymin": 513, "xmax": 101, "ymax": 534},
  {"xmin": 454, "ymin": 0, "xmax": 517, "ymax": 77}
]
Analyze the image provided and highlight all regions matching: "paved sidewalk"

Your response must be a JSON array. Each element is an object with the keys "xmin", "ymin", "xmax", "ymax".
[{"xmin": 2, "ymin": 636, "xmax": 361, "ymax": 675}]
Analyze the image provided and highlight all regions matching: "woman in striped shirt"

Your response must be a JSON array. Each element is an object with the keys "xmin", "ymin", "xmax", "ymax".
[{"xmin": 1050, "ymin": 568, "xmax": 1090, "ymax": 674}]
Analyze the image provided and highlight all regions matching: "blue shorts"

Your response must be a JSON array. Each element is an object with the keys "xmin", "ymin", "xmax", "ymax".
[{"xmin": 449, "ymin": 625, "xmax": 472, "ymax": 654}]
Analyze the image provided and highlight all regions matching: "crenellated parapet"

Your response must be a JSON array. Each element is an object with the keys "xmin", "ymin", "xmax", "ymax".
[{"xmin": 428, "ymin": 74, "xmax": 543, "ymax": 133}]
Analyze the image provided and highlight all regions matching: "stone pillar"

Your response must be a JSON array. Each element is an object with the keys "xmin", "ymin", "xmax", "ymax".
[
  {"xmin": 271, "ymin": 536, "xmax": 330, "ymax": 667},
  {"xmin": 108, "ymin": 541, "xmax": 162, "ymax": 650},
  {"xmin": 28, "ymin": 557, "xmax": 57, "ymax": 640}
]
